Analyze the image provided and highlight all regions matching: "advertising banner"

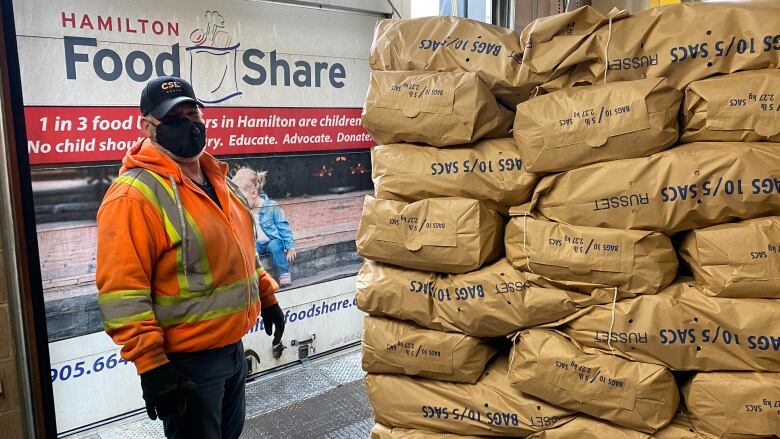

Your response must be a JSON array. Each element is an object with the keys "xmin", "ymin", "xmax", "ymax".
[{"xmin": 15, "ymin": 0, "xmax": 377, "ymax": 165}]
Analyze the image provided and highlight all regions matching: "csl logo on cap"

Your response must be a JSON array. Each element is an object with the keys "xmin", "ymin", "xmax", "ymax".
[{"xmin": 161, "ymin": 81, "xmax": 182, "ymax": 90}]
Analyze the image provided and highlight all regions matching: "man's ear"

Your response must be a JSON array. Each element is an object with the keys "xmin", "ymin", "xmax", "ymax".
[{"xmin": 140, "ymin": 117, "xmax": 156, "ymax": 138}]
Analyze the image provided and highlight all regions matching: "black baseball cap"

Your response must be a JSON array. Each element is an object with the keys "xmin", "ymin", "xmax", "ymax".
[{"xmin": 140, "ymin": 76, "xmax": 204, "ymax": 119}]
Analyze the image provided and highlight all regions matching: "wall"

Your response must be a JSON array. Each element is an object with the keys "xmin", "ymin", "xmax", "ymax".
[
  {"xmin": 0, "ymin": 65, "xmax": 26, "ymax": 437},
  {"xmin": 0, "ymin": 241, "xmax": 24, "ymax": 438},
  {"xmin": 592, "ymin": 0, "xmax": 649, "ymax": 13}
]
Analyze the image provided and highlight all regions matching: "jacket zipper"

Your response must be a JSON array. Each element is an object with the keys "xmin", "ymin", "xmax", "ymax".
[{"xmin": 188, "ymin": 174, "xmax": 255, "ymax": 325}]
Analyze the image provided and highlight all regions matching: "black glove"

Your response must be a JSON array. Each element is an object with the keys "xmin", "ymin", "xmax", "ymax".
[
  {"xmin": 261, "ymin": 303, "xmax": 285, "ymax": 345},
  {"xmin": 140, "ymin": 363, "xmax": 197, "ymax": 420}
]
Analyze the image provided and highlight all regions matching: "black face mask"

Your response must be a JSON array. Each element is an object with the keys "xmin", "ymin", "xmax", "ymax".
[{"xmin": 154, "ymin": 117, "xmax": 207, "ymax": 158}]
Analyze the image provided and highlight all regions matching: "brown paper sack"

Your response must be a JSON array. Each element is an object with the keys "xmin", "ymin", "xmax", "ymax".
[
  {"xmin": 355, "ymin": 261, "xmax": 442, "ymax": 331},
  {"xmin": 526, "ymin": 416, "xmax": 651, "ymax": 439},
  {"xmin": 368, "ymin": 16, "xmax": 524, "ymax": 106},
  {"xmin": 682, "ymin": 70, "xmax": 780, "ymax": 143},
  {"xmin": 555, "ymin": 281, "xmax": 780, "ymax": 371},
  {"xmin": 516, "ymin": 6, "xmax": 624, "ymax": 103},
  {"xmin": 362, "ymin": 315, "xmax": 497, "ymax": 383},
  {"xmin": 509, "ymin": 329, "xmax": 678, "ymax": 432},
  {"xmin": 435, "ymin": 258, "xmax": 632, "ymax": 337},
  {"xmin": 514, "ymin": 78, "xmax": 681, "ymax": 173},
  {"xmin": 682, "ymin": 372, "xmax": 780, "ymax": 439},
  {"xmin": 371, "ymin": 423, "xmax": 486, "ymax": 439},
  {"xmin": 543, "ymin": 3, "xmax": 780, "ymax": 94},
  {"xmin": 356, "ymin": 258, "xmax": 630, "ymax": 338},
  {"xmin": 679, "ymin": 216, "xmax": 780, "ymax": 298},
  {"xmin": 372, "ymin": 139, "xmax": 539, "ymax": 214},
  {"xmin": 362, "ymin": 71, "xmax": 513, "ymax": 147},
  {"xmin": 651, "ymin": 412, "xmax": 706, "ymax": 439},
  {"xmin": 531, "ymin": 142, "xmax": 780, "ymax": 235},
  {"xmin": 356, "ymin": 196, "xmax": 503, "ymax": 273},
  {"xmin": 506, "ymin": 210, "xmax": 677, "ymax": 295},
  {"xmin": 365, "ymin": 356, "xmax": 576, "ymax": 437}
]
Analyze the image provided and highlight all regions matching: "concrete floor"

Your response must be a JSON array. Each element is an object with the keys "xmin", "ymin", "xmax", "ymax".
[{"xmin": 69, "ymin": 346, "xmax": 373, "ymax": 439}]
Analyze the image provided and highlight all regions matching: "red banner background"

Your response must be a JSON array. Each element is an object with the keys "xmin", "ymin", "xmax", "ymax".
[{"xmin": 24, "ymin": 106, "xmax": 374, "ymax": 165}]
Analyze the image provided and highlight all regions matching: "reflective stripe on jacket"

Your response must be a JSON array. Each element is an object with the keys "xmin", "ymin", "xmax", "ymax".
[{"xmin": 96, "ymin": 139, "xmax": 278, "ymax": 373}]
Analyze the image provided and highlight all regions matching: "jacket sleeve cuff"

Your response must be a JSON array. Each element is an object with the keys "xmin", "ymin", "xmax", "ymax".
[
  {"xmin": 133, "ymin": 348, "xmax": 170, "ymax": 375},
  {"xmin": 260, "ymin": 292, "xmax": 278, "ymax": 309},
  {"xmin": 258, "ymin": 271, "xmax": 279, "ymax": 310},
  {"xmin": 258, "ymin": 271, "xmax": 278, "ymax": 293}
]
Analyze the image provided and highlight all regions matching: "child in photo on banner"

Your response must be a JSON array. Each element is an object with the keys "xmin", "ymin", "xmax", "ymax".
[{"xmin": 232, "ymin": 167, "xmax": 297, "ymax": 287}]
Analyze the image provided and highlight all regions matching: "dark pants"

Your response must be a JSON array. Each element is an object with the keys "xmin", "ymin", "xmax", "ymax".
[{"xmin": 161, "ymin": 341, "xmax": 247, "ymax": 439}]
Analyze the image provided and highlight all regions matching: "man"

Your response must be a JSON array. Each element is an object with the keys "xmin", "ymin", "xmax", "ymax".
[
  {"xmin": 96, "ymin": 76, "xmax": 285, "ymax": 439},
  {"xmin": 231, "ymin": 168, "xmax": 297, "ymax": 286}
]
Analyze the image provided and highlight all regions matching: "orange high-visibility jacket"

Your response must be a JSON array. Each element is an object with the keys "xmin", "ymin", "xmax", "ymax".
[{"xmin": 96, "ymin": 139, "xmax": 278, "ymax": 374}]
